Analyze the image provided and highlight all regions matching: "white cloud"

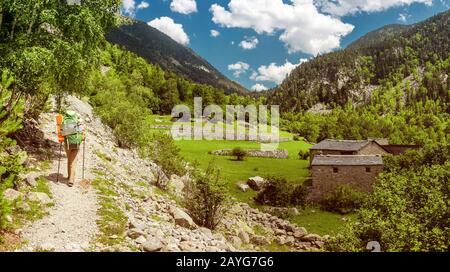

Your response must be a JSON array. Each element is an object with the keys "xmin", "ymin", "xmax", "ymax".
[
  {"xmin": 170, "ymin": 0, "xmax": 198, "ymax": 15},
  {"xmin": 251, "ymin": 58, "xmax": 308, "ymax": 84},
  {"xmin": 137, "ymin": 1, "xmax": 150, "ymax": 9},
  {"xmin": 210, "ymin": 0, "xmax": 354, "ymax": 55},
  {"xmin": 122, "ymin": 0, "xmax": 136, "ymax": 16},
  {"xmin": 239, "ymin": 37, "xmax": 259, "ymax": 50},
  {"xmin": 228, "ymin": 61, "xmax": 250, "ymax": 78},
  {"xmin": 210, "ymin": 29, "xmax": 220, "ymax": 37},
  {"xmin": 251, "ymin": 83, "xmax": 269, "ymax": 92},
  {"xmin": 317, "ymin": 0, "xmax": 432, "ymax": 16},
  {"xmin": 122, "ymin": 0, "xmax": 149, "ymax": 15},
  {"xmin": 148, "ymin": 17, "xmax": 190, "ymax": 45},
  {"xmin": 398, "ymin": 13, "xmax": 410, "ymax": 23}
]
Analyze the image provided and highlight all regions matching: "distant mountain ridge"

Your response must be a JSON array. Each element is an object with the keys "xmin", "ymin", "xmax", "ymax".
[
  {"xmin": 347, "ymin": 24, "xmax": 410, "ymax": 50},
  {"xmin": 266, "ymin": 9, "xmax": 450, "ymax": 112},
  {"xmin": 106, "ymin": 20, "xmax": 248, "ymax": 94}
]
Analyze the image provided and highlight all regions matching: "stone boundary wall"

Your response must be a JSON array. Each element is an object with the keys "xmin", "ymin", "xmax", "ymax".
[{"xmin": 212, "ymin": 149, "xmax": 289, "ymax": 159}]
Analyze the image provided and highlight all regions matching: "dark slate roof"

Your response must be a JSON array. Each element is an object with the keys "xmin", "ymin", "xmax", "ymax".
[
  {"xmin": 382, "ymin": 145, "xmax": 421, "ymax": 155},
  {"xmin": 311, "ymin": 155, "xmax": 383, "ymax": 166},
  {"xmin": 310, "ymin": 139, "xmax": 371, "ymax": 151}
]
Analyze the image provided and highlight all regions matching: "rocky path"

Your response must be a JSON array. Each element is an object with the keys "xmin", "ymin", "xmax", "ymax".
[
  {"xmin": 16, "ymin": 95, "xmax": 324, "ymax": 252},
  {"xmin": 20, "ymin": 97, "xmax": 100, "ymax": 252}
]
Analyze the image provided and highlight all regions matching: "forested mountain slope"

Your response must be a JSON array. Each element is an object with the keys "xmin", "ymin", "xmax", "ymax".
[
  {"xmin": 106, "ymin": 20, "xmax": 248, "ymax": 94},
  {"xmin": 267, "ymin": 9, "xmax": 450, "ymax": 112}
]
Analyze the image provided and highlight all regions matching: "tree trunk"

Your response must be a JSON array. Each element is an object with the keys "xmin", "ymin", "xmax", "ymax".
[
  {"xmin": 27, "ymin": 3, "xmax": 39, "ymax": 36},
  {"xmin": 10, "ymin": 18, "xmax": 16, "ymax": 40},
  {"xmin": 0, "ymin": 6, "xmax": 3, "ymax": 31}
]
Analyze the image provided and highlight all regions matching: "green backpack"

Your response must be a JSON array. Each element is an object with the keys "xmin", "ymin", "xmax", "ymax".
[{"xmin": 61, "ymin": 111, "xmax": 83, "ymax": 145}]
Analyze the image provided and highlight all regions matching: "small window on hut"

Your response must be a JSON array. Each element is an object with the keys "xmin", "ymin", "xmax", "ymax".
[
  {"xmin": 366, "ymin": 167, "xmax": 371, "ymax": 172},
  {"xmin": 333, "ymin": 167, "xmax": 339, "ymax": 173}
]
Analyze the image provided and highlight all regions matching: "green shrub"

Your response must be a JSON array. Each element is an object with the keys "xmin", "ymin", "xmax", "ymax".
[
  {"xmin": 231, "ymin": 147, "xmax": 247, "ymax": 161},
  {"xmin": 92, "ymin": 89, "xmax": 150, "ymax": 148},
  {"xmin": 291, "ymin": 183, "xmax": 309, "ymax": 206},
  {"xmin": 139, "ymin": 131, "xmax": 186, "ymax": 189},
  {"xmin": 320, "ymin": 184, "xmax": 366, "ymax": 214},
  {"xmin": 298, "ymin": 149, "xmax": 309, "ymax": 160},
  {"xmin": 326, "ymin": 160, "xmax": 450, "ymax": 252},
  {"xmin": 254, "ymin": 176, "xmax": 308, "ymax": 207},
  {"xmin": 0, "ymin": 197, "xmax": 12, "ymax": 230},
  {"xmin": 183, "ymin": 162, "xmax": 228, "ymax": 230},
  {"xmin": 0, "ymin": 70, "xmax": 25, "ymax": 230}
]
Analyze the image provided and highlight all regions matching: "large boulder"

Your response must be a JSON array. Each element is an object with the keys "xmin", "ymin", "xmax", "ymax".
[
  {"xmin": 247, "ymin": 176, "xmax": 266, "ymax": 191},
  {"xmin": 24, "ymin": 174, "xmax": 38, "ymax": 187},
  {"xmin": 169, "ymin": 174, "xmax": 186, "ymax": 197},
  {"xmin": 152, "ymin": 168, "xmax": 170, "ymax": 189},
  {"xmin": 134, "ymin": 236, "xmax": 147, "ymax": 244},
  {"xmin": 3, "ymin": 189, "xmax": 24, "ymax": 202},
  {"xmin": 251, "ymin": 235, "xmax": 270, "ymax": 246},
  {"xmin": 170, "ymin": 207, "xmax": 196, "ymax": 229},
  {"xmin": 127, "ymin": 228, "xmax": 146, "ymax": 239},
  {"xmin": 236, "ymin": 182, "xmax": 249, "ymax": 192},
  {"xmin": 238, "ymin": 230, "xmax": 250, "ymax": 244},
  {"xmin": 27, "ymin": 192, "xmax": 52, "ymax": 205},
  {"xmin": 141, "ymin": 238, "xmax": 163, "ymax": 252},
  {"xmin": 293, "ymin": 228, "xmax": 308, "ymax": 239},
  {"xmin": 302, "ymin": 234, "xmax": 322, "ymax": 242}
]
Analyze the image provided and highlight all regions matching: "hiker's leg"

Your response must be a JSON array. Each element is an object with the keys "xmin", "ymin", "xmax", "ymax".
[
  {"xmin": 65, "ymin": 145, "xmax": 70, "ymax": 180},
  {"xmin": 68, "ymin": 147, "xmax": 80, "ymax": 185}
]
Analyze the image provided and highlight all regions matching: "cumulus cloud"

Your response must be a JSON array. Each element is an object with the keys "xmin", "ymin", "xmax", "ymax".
[
  {"xmin": 210, "ymin": 0, "xmax": 354, "ymax": 55},
  {"xmin": 122, "ymin": 0, "xmax": 136, "ymax": 15},
  {"xmin": 148, "ymin": 17, "xmax": 190, "ymax": 45},
  {"xmin": 170, "ymin": 0, "xmax": 198, "ymax": 15},
  {"xmin": 251, "ymin": 83, "xmax": 269, "ymax": 92},
  {"xmin": 137, "ymin": 1, "xmax": 150, "ymax": 9},
  {"xmin": 210, "ymin": 29, "xmax": 220, "ymax": 37},
  {"xmin": 398, "ymin": 13, "xmax": 410, "ymax": 23},
  {"xmin": 228, "ymin": 61, "xmax": 250, "ymax": 78},
  {"xmin": 239, "ymin": 37, "xmax": 259, "ymax": 50},
  {"xmin": 122, "ymin": 0, "xmax": 149, "ymax": 15},
  {"xmin": 251, "ymin": 58, "xmax": 308, "ymax": 84},
  {"xmin": 317, "ymin": 0, "xmax": 432, "ymax": 17}
]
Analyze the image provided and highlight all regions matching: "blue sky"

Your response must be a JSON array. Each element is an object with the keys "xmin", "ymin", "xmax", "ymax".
[{"xmin": 122, "ymin": 0, "xmax": 450, "ymax": 91}]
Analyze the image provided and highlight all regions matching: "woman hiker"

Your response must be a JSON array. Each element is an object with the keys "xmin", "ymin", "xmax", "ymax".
[{"xmin": 56, "ymin": 110, "xmax": 85, "ymax": 187}]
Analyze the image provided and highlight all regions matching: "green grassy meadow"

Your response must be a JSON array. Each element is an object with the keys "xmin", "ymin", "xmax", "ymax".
[
  {"xmin": 176, "ymin": 139, "xmax": 311, "ymax": 203},
  {"xmin": 149, "ymin": 115, "xmax": 352, "ymax": 235}
]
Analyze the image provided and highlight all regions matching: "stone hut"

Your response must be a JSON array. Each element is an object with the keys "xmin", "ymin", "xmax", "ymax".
[{"xmin": 309, "ymin": 155, "xmax": 384, "ymax": 201}]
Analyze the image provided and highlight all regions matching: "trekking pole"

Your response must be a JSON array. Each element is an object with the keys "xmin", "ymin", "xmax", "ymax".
[
  {"xmin": 57, "ymin": 143, "xmax": 62, "ymax": 183},
  {"xmin": 56, "ymin": 114, "xmax": 64, "ymax": 183},
  {"xmin": 82, "ymin": 137, "xmax": 86, "ymax": 180}
]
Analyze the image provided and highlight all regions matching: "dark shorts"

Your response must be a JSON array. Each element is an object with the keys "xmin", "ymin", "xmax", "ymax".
[{"xmin": 65, "ymin": 143, "xmax": 80, "ymax": 150}]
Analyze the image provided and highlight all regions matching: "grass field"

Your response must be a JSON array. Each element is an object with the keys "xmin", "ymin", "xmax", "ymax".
[
  {"xmin": 176, "ymin": 139, "xmax": 311, "ymax": 203},
  {"xmin": 149, "ymin": 115, "xmax": 352, "ymax": 235},
  {"xmin": 290, "ymin": 208, "xmax": 357, "ymax": 236}
]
